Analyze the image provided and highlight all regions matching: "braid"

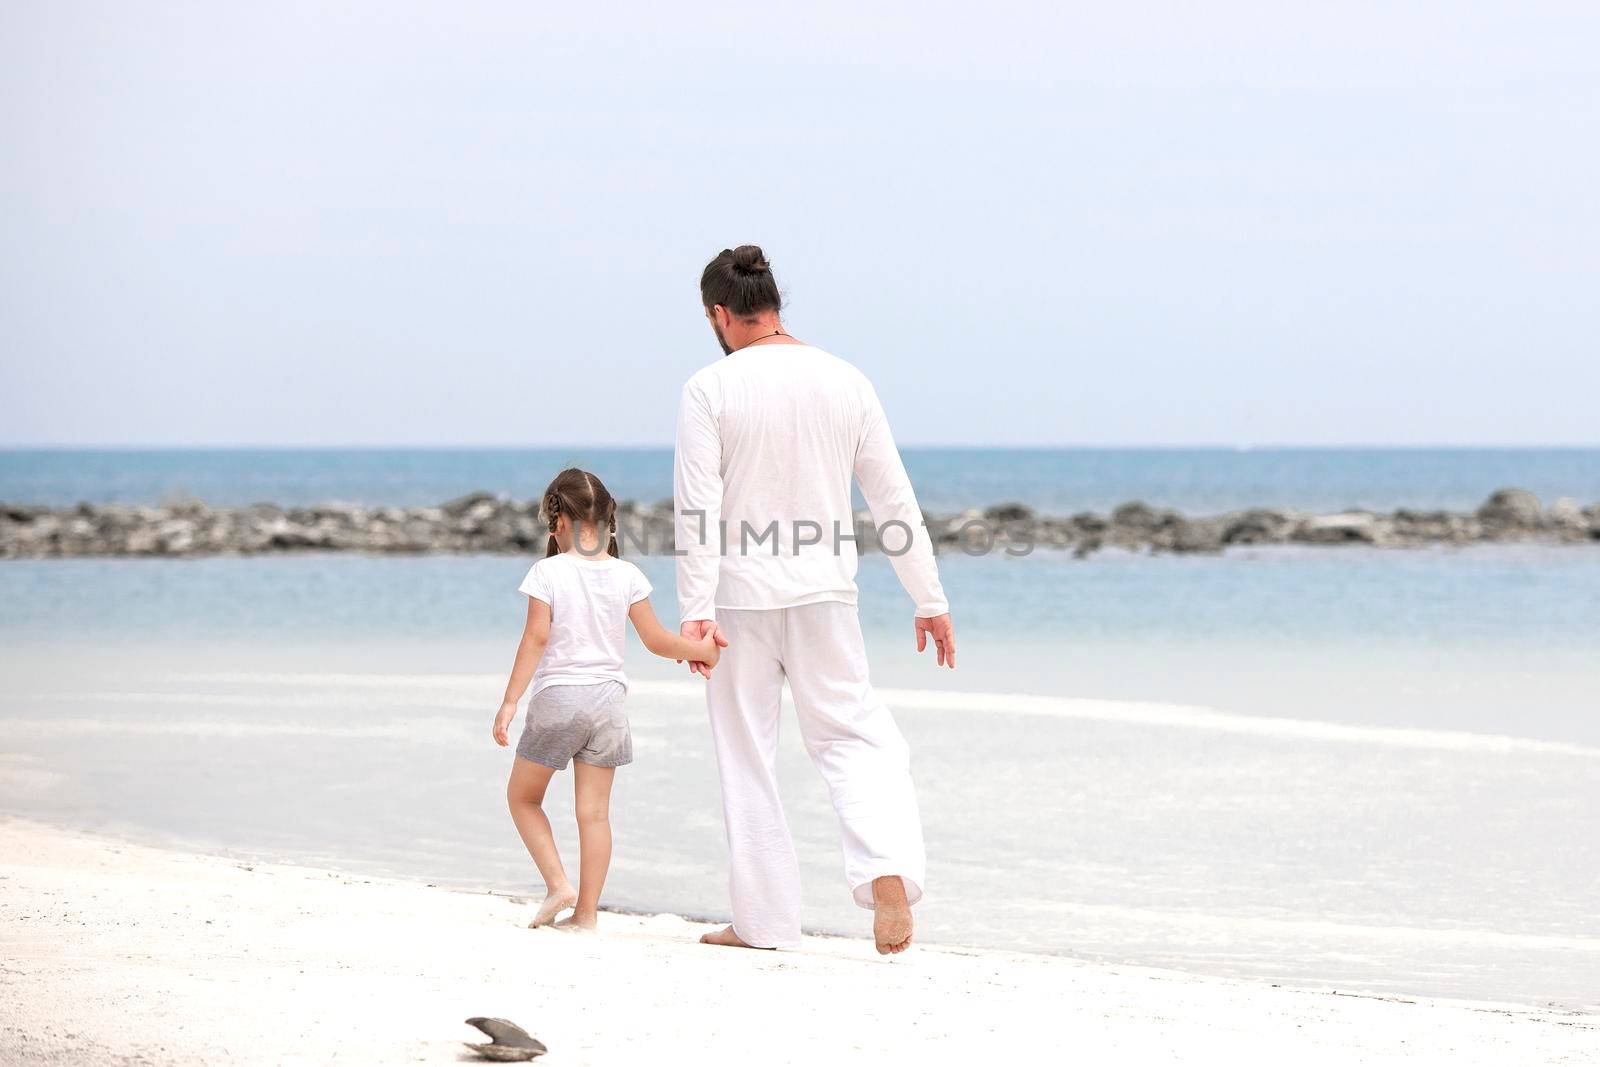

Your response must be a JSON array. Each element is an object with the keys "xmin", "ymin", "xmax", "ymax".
[
  {"xmin": 606, "ymin": 500, "xmax": 619, "ymax": 558},
  {"xmin": 544, "ymin": 494, "xmax": 561, "ymax": 558}
]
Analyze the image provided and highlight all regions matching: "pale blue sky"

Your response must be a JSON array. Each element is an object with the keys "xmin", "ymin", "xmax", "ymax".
[{"xmin": 2, "ymin": 2, "xmax": 1597, "ymax": 447}]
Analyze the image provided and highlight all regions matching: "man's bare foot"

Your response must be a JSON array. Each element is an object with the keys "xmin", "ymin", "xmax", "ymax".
[
  {"xmin": 528, "ymin": 887, "xmax": 577, "ymax": 928},
  {"xmin": 872, "ymin": 875, "xmax": 913, "ymax": 955},
  {"xmin": 699, "ymin": 925, "xmax": 773, "ymax": 949},
  {"xmin": 553, "ymin": 912, "xmax": 597, "ymax": 932}
]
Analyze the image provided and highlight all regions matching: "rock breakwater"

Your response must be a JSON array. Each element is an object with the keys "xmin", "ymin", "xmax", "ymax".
[{"xmin": 2, "ymin": 488, "xmax": 1595, "ymax": 560}]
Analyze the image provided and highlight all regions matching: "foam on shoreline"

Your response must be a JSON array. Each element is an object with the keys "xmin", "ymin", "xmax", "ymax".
[{"xmin": 145, "ymin": 670, "xmax": 1600, "ymax": 758}]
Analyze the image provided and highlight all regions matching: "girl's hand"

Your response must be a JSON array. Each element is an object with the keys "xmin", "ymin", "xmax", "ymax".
[
  {"xmin": 697, "ymin": 634, "xmax": 721, "ymax": 672},
  {"xmin": 493, "ymin": 701, "xmax": 518, "ymax": 747}
]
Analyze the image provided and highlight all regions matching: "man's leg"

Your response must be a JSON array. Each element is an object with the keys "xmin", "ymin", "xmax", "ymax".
[
  {"xmin": 702, "ymin": 608, "xmax": 801, "ymax": 949},
  {"xmin": 782, "ymin": 601, "xmax": 926, "ymax": 954}
]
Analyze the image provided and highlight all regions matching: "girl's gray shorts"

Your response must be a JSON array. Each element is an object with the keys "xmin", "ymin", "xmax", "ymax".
[{"xmin": 516, "ymin": 680, "xmax": 631, "ymax": 770}]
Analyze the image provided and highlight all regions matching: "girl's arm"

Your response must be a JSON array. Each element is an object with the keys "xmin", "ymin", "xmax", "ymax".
[
  {"xmin": 493, "ymin": 598, "xmax": 551, "ymax": 746},
  {"xmin": 629, "ymin": 598, "xmax": 719, "ymax": 669}
]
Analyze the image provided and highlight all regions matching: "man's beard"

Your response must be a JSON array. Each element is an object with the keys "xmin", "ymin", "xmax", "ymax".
[{"xmin": 712, "ymin": 317, "xmax": 733, "ymax": 355}]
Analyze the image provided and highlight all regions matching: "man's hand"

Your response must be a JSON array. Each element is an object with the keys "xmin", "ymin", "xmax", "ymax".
[
  {"xmin": 679, "ymin": 619, "xmax": 729, "ymax": 679},
  {"xmin": 915, "ymin": 613, "xmax": 955, "ymax": 669}
]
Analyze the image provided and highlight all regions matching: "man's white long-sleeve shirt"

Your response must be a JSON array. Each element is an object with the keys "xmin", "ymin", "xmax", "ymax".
[{"xmin": 673, "ymin": 344, "xmax": 949, "ymax": 624}]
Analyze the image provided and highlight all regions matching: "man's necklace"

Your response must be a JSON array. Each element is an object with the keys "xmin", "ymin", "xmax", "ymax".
[{"xmin": 737, "ymin": 330, "xmax": 787, "ymax": 350}]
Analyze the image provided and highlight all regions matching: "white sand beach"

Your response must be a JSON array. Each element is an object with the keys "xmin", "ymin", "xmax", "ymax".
[{"xmin": 2, "ymin": 816, "xmax": 1594, "ymax": 1066}]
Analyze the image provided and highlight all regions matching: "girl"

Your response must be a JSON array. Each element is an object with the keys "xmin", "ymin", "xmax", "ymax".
[{"xmin": 492, "ymin": 468, "xmax": 720, "ymax": 930}]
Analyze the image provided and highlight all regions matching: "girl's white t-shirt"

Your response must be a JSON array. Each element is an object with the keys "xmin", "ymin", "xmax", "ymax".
[{"xmin": 518, "ymin": 553, "xmax": 653, "ymax": 699}]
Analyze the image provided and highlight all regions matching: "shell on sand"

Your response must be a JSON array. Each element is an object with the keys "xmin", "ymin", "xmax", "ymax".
[
  {"xmin": 463, "ymin": 1017, "xmax": 548, "ymax": 1061},
  {"xmin": 462, "ymin": 1043, "xmax": 545, "ymax": 1063}
]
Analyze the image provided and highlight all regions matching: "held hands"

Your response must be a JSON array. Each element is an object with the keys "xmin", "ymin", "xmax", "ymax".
[
  {"xmin": 695, "ymin": 632, "xmax": 722, "ymax": 671},
  {"xmin": 915, "ymin": 613, "xmax": 956, "ymax": 669},
  {"xmin": 492, "ymin": 700, "xmax": 517, "ymax": 746},
  {"xmin": 678, "ymin": 620, "xmax": 729, "ymax": 679}
]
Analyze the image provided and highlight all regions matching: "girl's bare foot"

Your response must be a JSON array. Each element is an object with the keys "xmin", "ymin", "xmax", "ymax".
[
  {"xmin": 872, "ymin": 875, "xmax": 914, "ymax": 955},
  {"xmin": 528, "ymin": 887, "xmax": 577, "ymax": 928},
  {"xmin": 553, "ymin": 912, "xmax": 597, "ymax": 932},
  {"xmin": 699, "ymin": 925, "xmax": 773, "ymax": 949}
]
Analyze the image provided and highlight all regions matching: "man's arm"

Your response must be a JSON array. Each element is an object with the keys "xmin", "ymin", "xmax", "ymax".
[
  {"xmin": 854, "ymin": 383, "xmax": 949, "ymax": 617},
  {"xmin": 854, "ymin": 382, "xmax": 954, "ymax": 667},
  {"xmin": 674, "ymin": 377, "xmax": 727, "ymax": 674}
]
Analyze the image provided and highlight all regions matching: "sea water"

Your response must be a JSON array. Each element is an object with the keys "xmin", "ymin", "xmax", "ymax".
[
  {"xmin": 4, "ymin": 445, "xmax": 1599, "ymax": 512},
  {"xmin": 1, "ymin": 449, "xmax": 1597, "ymax": 1010}
]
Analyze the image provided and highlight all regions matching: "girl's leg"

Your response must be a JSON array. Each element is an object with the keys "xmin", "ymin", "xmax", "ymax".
[
  {"xmin": 506, "ymin": 757, "xmax": 576, "ymax": 926},
  {"xmin": 559, "ymin": 761, "xmax": 616, "ymax": 930}
]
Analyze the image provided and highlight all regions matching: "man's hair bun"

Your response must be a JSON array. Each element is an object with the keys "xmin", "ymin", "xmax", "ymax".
[
  {"xmin": 730, "ymin": 245, "xmax": 770, "ymax": 274},
  {"xmin": 701, "ymin": 244, "xmax": 781, "ymax": 316}
]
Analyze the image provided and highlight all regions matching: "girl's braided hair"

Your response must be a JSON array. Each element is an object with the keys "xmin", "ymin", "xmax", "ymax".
[{"xmin": 541, "ymin": 467, "xmax": 618, "ymax": 558}]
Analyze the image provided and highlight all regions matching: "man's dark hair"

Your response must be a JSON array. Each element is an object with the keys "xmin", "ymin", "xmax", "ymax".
[{"xmin": 700, "ymin": 245, "xmax": 781, "ymax": 318}]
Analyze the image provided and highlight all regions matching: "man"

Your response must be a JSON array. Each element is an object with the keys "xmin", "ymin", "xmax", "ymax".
[{"xmin": 674, "ymin": 244, "xmax": 956, "ymax": 955}]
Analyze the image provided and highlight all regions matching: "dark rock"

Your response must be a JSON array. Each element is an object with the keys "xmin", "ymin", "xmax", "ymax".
[
  {"xmin": 983, "ymin": 502, "xmax": 1034, "ymax": 522},
  {"xmin": 1224, "ymin": 509, "xmax": 1293, "ymax": 544},
  {"xmin": 937, "ymin": 510, "xmax": 986, "ymax": 544},
  {"xmin": 164, "ymin": 497, "xmax": 209, "ymax": 518},
  {"xmin": 1110, "ymin": 501, "xmax": 1162, "ymax": 530},
  {"xmin": 269, "ymin": 525, "xmax": 318, "ymax": 548},
  {"xmin": 1295, "ymin": 513, "xmax": 1381, "ymax": 544},
  {"xmin": 1070, "ymin": 511, "xmax": 1107, "ymax": 534},
  {"xmin": 1477, "ymin": 488, "xmax": 1541, "ymax": 527},
  {"xmin": 442, "ymin": 491, "xmax": 500, "ymax": 518},
  {"xmin": 1166, "ymin": 518, "xmax": 1226, "ymax": 553}
]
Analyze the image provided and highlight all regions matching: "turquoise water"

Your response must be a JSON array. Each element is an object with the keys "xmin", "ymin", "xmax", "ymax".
[
  {"xmin": 8, "ymin": 546, "xmax": 1599, "ymax": 646},
  {"xmin": 4, "ymin": 447, "xmax": 1598, "ymax": 512},
  {"xmin": 3, "ymin": 546, "xmax": 1598, "ymax": 743}
]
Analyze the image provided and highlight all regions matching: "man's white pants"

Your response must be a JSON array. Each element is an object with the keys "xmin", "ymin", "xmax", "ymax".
[{"xmin": 706, "ymin": 601, "xmax": 926, "ymax": 949}]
